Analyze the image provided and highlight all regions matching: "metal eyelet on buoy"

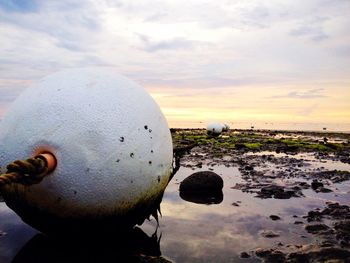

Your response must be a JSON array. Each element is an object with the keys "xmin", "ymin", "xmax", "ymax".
[{"xmin": 35, "ymin": 152, "xmax": 57, "ymax": 174}]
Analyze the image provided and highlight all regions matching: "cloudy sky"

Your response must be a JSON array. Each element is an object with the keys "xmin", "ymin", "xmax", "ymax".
[{"xmin": 1, "ymin": 0, "xmax": 349, "ymax": 130}]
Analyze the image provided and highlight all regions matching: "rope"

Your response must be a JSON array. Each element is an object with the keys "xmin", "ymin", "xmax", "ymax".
[
  {"xmin": 0, "ymin": 157, "xmax": 48, "ymax": 186},
  {"xmin": 0, "ymin": 143, "xmax": 194, "ymax": 187}
]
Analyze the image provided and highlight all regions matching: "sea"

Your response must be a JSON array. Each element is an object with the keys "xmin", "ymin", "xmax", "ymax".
[{"xmin": 168, "ymin": 120, "xmax": 350, "ymax": 133}]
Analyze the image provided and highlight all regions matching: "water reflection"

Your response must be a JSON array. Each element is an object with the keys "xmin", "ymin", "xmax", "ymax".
[
  {"xmin": 1, "ymin": 156, "xmax": 349, "ymax": 262},
  {"xmin": 0, "ymin": 157, "xmax": 181, "ymax": 263},
  {"xmin": 179, "ymin": 190, "xmax": 223, "ymax": 204},
  {"xmin": 12, "ymin": 227, "xmax": 168, "ymax": 263}
]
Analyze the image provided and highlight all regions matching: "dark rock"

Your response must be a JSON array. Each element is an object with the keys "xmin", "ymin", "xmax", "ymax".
[
  {"xmin": 311, "ymin": 180, "xmax": 323, "ymax": 190},
  {"xmin": 334, "ymin": 220, "xmax": 350, "ymax": 233},
  {"xmin": 240, "ymin": 252, "xmax": 250, "ymax": 258},
  {"xmin": 244, "ymin": 165, "xmax": 254, "ymax": 171},
  {"xmin": 305, "ymin": 224, "xmax": 330, "ymax": 234},
  {"xmin": 292, "ymin": 185, "xmax": 301, "ymax": 191},
  {"xmin": 235, "ymin": 143, "xmax": 247, "ymax": 150},
  {"xmin": 274, "ymin": 190, "xmax": 295, "ymax": 199},
  {"xmin": 269, "ymin": 215, "xmax": 281, "ymax": 221},
  {"xmin": 255, "ymin": 248, "xmax": 286, "ymax": 262},
  {"xmin": 318, "ymin": 187, "xmax": 332, "ymax": 193},
  {"xmin": 258, "ymin": 185, "xmax": 284, "ymax": 198},
  {"xmin": 179, "ymin": 171, "xmax": 224, "ymax": 205},
  {"xmin": 260, "ymin": 185, "xmax": 302, "ymax": 199},
  {"xmin": 276, "ymin": 145, "xmax": 299, "ymax": 153},
  {"xmin": 255, "ymin": 248, "xmax": 273, "ymax": 258},
  {"xmin": 285, "ymin": 145, "xmax": 299, "ymax": 152},
  {"xmin": 256, "ymin": 184, "xmax": 302, "ymax": 199},
  {"xmin": 265, "ymin": 251, "xmax": 286, "ymax": 263},
  {"xmin": 308, "ymin": 247, "xmax": 350, "ymax": 261},
  {"xmin": 288, "ymin": 247, "xmax": 350, "ymax": 262},
  {"xmin": 287, "ymin": 252, "xmax": 309, "ymax": 262},
  {"xmin": 180, "ymin": 171, "xmax": 223, "ymax": 194},
  {"xmin": 320, "ymin": 239, "xmax": 337, "ymax": 247},
  {"xmin": 312, "ymin": 170, "xmax": 350, "ymax": 183},
  {"xmin": 315, "ymin": 203, "xmax": 350, "ymax": 220},
  {"xmin": 334, "ymin": 220, "xmax": 350, "ymax": 246},
  {"xmin": 255, "ymin": 192, "xmax": 272, "ymax": 199},
  {"xmin": 298, "ymin": 182, "xmax": 310, "ymax": 189},
  {"xmin": 306, "ymin": 210, "xmax": 322, "ymax": 222},
  {"xmin": 261, "ymin": 185, "xmax": 284, "ymax": 194},
  {"xmin": 260, "ymin": 230, "xmax": 280, "ymax": 238}
]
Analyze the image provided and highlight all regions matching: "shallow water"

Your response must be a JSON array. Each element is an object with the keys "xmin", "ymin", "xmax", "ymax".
[
  {"xmin": 150, "ymin": 165, "xmax": 349, "ymax": 262},
  {"xmin": 0, "ymin": 159, "xmax": 349, "ymax": 262},
  {"xmin": 245, "ymin": 151, "xmax": 350, "ymax": 171}
]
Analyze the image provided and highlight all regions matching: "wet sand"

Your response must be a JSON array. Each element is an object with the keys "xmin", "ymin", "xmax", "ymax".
[{"xmin": 1, "ymin": 129, "xmax": 349, "ymax": 262}]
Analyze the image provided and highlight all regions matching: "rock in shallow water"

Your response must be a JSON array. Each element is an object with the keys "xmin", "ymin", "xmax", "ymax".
[
  {"xmin": 179, "ymin": 171, "xmax": 224, "ymax": 204},
  {"xmin": 305, "ymin": 224, "xmax": 331, "ymax": 234},
  {"xmin": 240, "ymin": 252, "xmax": 250, "ymax": 258},
  {"xmin": 269, "ymin": 215, "xmax": 281, "ymax": 221},
  {"xmin": 180, "ymin": 171, "xmax": 223, "ymax": 193}
]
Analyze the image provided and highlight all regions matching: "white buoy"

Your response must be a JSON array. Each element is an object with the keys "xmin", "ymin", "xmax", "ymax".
[
  {"xmin": 0, "ymin": 68, "xmax": 173, "ymax": 234},
  {"xmin": 206, "ymin": 122, "xmax": 223, "ymax": 135},
  {"xmin": 222, "ymin": 123, "xmax": 230, "ymax": 132}
]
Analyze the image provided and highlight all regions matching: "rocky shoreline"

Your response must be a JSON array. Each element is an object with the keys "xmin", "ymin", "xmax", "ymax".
[
  {"xmin": 0, "ymin": 128, "xmax": 349, "ymax": 262},
  {"xmin": 173, "ymin": 128, "xmax": 350, "ymax": 262}
]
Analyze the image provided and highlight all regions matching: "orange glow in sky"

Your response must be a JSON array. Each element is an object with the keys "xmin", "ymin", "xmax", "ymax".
[{"xmin": 0, "ymin": 0, "xmax": 349, "ymax": 131}]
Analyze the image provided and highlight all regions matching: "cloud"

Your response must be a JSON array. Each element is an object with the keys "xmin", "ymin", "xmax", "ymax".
[
  {"xmin": 269, "ymin": 88, "xmax": 327, "ymax": 99},
  {"xmin": 138, "ymin": 36, "xmax": 194, "ymax": 52},
  {"xmin": 140, "ymin": 76, "xmax": 264, "ymax": 88},
  {"xmin": 289, "ymin": 26, "xmax": 328, "ymax": 41},
  {"xmin": 289, "ymin": 17, "xmax": 329, "ymax": 42},
  {"xmin": 0, "ymin": 1, "xmax": 101, "ymax": 52},
  {"xmin": 0, "ymin": 0, "xmax": 349, "ymax": 125}
]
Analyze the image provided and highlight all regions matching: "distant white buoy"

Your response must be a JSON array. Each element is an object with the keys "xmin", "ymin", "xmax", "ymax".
[
  {"xmin": 206, "ymin": 122, "xmax": 223, "ymax": 135},
  {"xmin": 0, "ymin": 68, "xmax": 173, "ymax": 234},
  {"xmin": 222, "ymin": 123, "xmax": 230, "ymax": 132}
]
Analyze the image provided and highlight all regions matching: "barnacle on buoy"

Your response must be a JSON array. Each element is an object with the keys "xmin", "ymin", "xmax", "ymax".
[{"xmin": 0, "ymin": 68, "xmax": 173, "ymax": 234}]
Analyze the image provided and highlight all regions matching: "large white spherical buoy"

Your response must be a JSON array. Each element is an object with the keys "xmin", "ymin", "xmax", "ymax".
[
  {"xmin": 0, "ymin": 68, "xmax": 173, "ymax": 234},
  {"xmin": 206, "ymin": 122, "xmax": 223, "ymax": 136}
]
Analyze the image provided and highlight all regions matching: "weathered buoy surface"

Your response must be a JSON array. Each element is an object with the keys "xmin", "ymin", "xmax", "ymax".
[
  {"xmin": 0, "ymin": 68, "xmax": 173, "ymax": 234},
  {"xmin": 206, "ymin": 122, "xmax": 223, "ymax": 136}
]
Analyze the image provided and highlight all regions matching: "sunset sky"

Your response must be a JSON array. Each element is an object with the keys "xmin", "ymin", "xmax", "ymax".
[{"xmin": 1, "ymin": 0, "xmax": 349, "ymax": 130}]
